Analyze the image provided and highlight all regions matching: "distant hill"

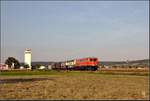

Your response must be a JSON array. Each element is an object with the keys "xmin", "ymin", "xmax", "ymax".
[
  {"xmin": 28, "ymin": 59, "xmax": 149, "ymax": 67},
  {"xmin": 99, "ymin": 59, "xmax": 149, "ymax": 67},
  {"xmin": 31, "ymin": 61, "xmax": 56, "ymax": 66},
  {"xmin": 98, "ymin": 61, "xmax": 126, "ymax": 66},
  {"xmin": 129, "ymin": 59, "xmax": 149, "ymax": 64}
]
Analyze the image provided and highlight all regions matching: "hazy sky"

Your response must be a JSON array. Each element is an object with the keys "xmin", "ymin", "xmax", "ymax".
[{"xmin": 1, "ymin": 1, "xmax": 149, "ymax": 63}]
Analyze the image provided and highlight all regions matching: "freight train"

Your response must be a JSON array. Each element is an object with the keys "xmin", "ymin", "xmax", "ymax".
[{"xmin": 52, "ymin": 57, "xmax": 98, "ymax": 71}]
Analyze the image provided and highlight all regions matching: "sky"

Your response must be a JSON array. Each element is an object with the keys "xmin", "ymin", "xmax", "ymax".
[{"xmin": 1, "ymin": 1, "xmax": 149, "ymax": 63}]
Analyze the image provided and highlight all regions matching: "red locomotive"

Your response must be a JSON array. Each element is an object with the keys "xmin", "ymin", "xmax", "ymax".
[
  {"xmin": 75, "ymin": 57, "xmax": 98, "ymax": 70},
  {"xmin": 52, "ymin": 57, "xmax": 98, "ymax": 71}
]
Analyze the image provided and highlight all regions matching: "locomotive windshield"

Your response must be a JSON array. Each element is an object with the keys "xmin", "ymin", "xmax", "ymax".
[
  {"xmin": 94, "ymin": 58, "xmax": 97, "ymax": 61},
  {"xmin": 90, "ymin": 58, "xmax": 97, "ymax": 61}
]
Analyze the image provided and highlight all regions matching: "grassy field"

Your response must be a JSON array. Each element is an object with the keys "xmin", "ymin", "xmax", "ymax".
[{"xmin": 0, "ymin": 69, "xmax": 149, "ymax": 100}]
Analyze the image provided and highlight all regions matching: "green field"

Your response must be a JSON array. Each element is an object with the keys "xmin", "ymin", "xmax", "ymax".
[
  {"xmin": 0, "ymin": 69, "xmax": 149, "ymax": 100},
  {"xmin": 0, "ymin": 69, "xmax": 149, "ymax": 76}
]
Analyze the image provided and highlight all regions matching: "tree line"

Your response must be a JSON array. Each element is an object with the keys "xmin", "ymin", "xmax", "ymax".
[
  {"xmin": 5, "ymin": 57, "xmax": 29, "ymax": 69},
  {"xmin": 5, "ymin": 57, "xmax": 41, "ymax": 69}
]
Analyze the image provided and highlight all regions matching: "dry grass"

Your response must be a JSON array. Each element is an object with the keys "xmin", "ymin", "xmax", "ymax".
[{"xmin": 0, "ymin": 72, "xmax": 149, "ymax": 100}]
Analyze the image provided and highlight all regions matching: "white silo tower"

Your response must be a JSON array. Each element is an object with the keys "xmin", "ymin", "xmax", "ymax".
[{"xmin": 24, "ymin": 49, "xmax": 32, "ymax": 69}]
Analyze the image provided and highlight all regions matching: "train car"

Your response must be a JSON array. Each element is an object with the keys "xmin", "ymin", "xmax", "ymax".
[
  {"xmin": 52, "ymin": 62, "xmax": 62, "ymax": 70},
  {"xmin": 60, "ymin": 62, "xmax": 66, "ymax": 70},
  {"xmin": 65, "ymin": 60, "xmax": 76, "ymax": 70}
]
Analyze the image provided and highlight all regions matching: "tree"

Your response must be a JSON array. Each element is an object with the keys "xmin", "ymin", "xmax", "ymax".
[
  {"xmin": 5, "ymin": 57, "xmax": 20, "ymax": 69},
  {"xmin": 21, "ymin": 63, "xmax": 29, "ymax": 68},
  {"xmin": 31, "ymin": 64, "xmax": 41, "ymax": 70}
]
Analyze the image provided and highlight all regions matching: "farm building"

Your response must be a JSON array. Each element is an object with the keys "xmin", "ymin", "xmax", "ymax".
[{"xmin": 0, "ymin": 64, "xmax": 9, "ymax": 70}]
